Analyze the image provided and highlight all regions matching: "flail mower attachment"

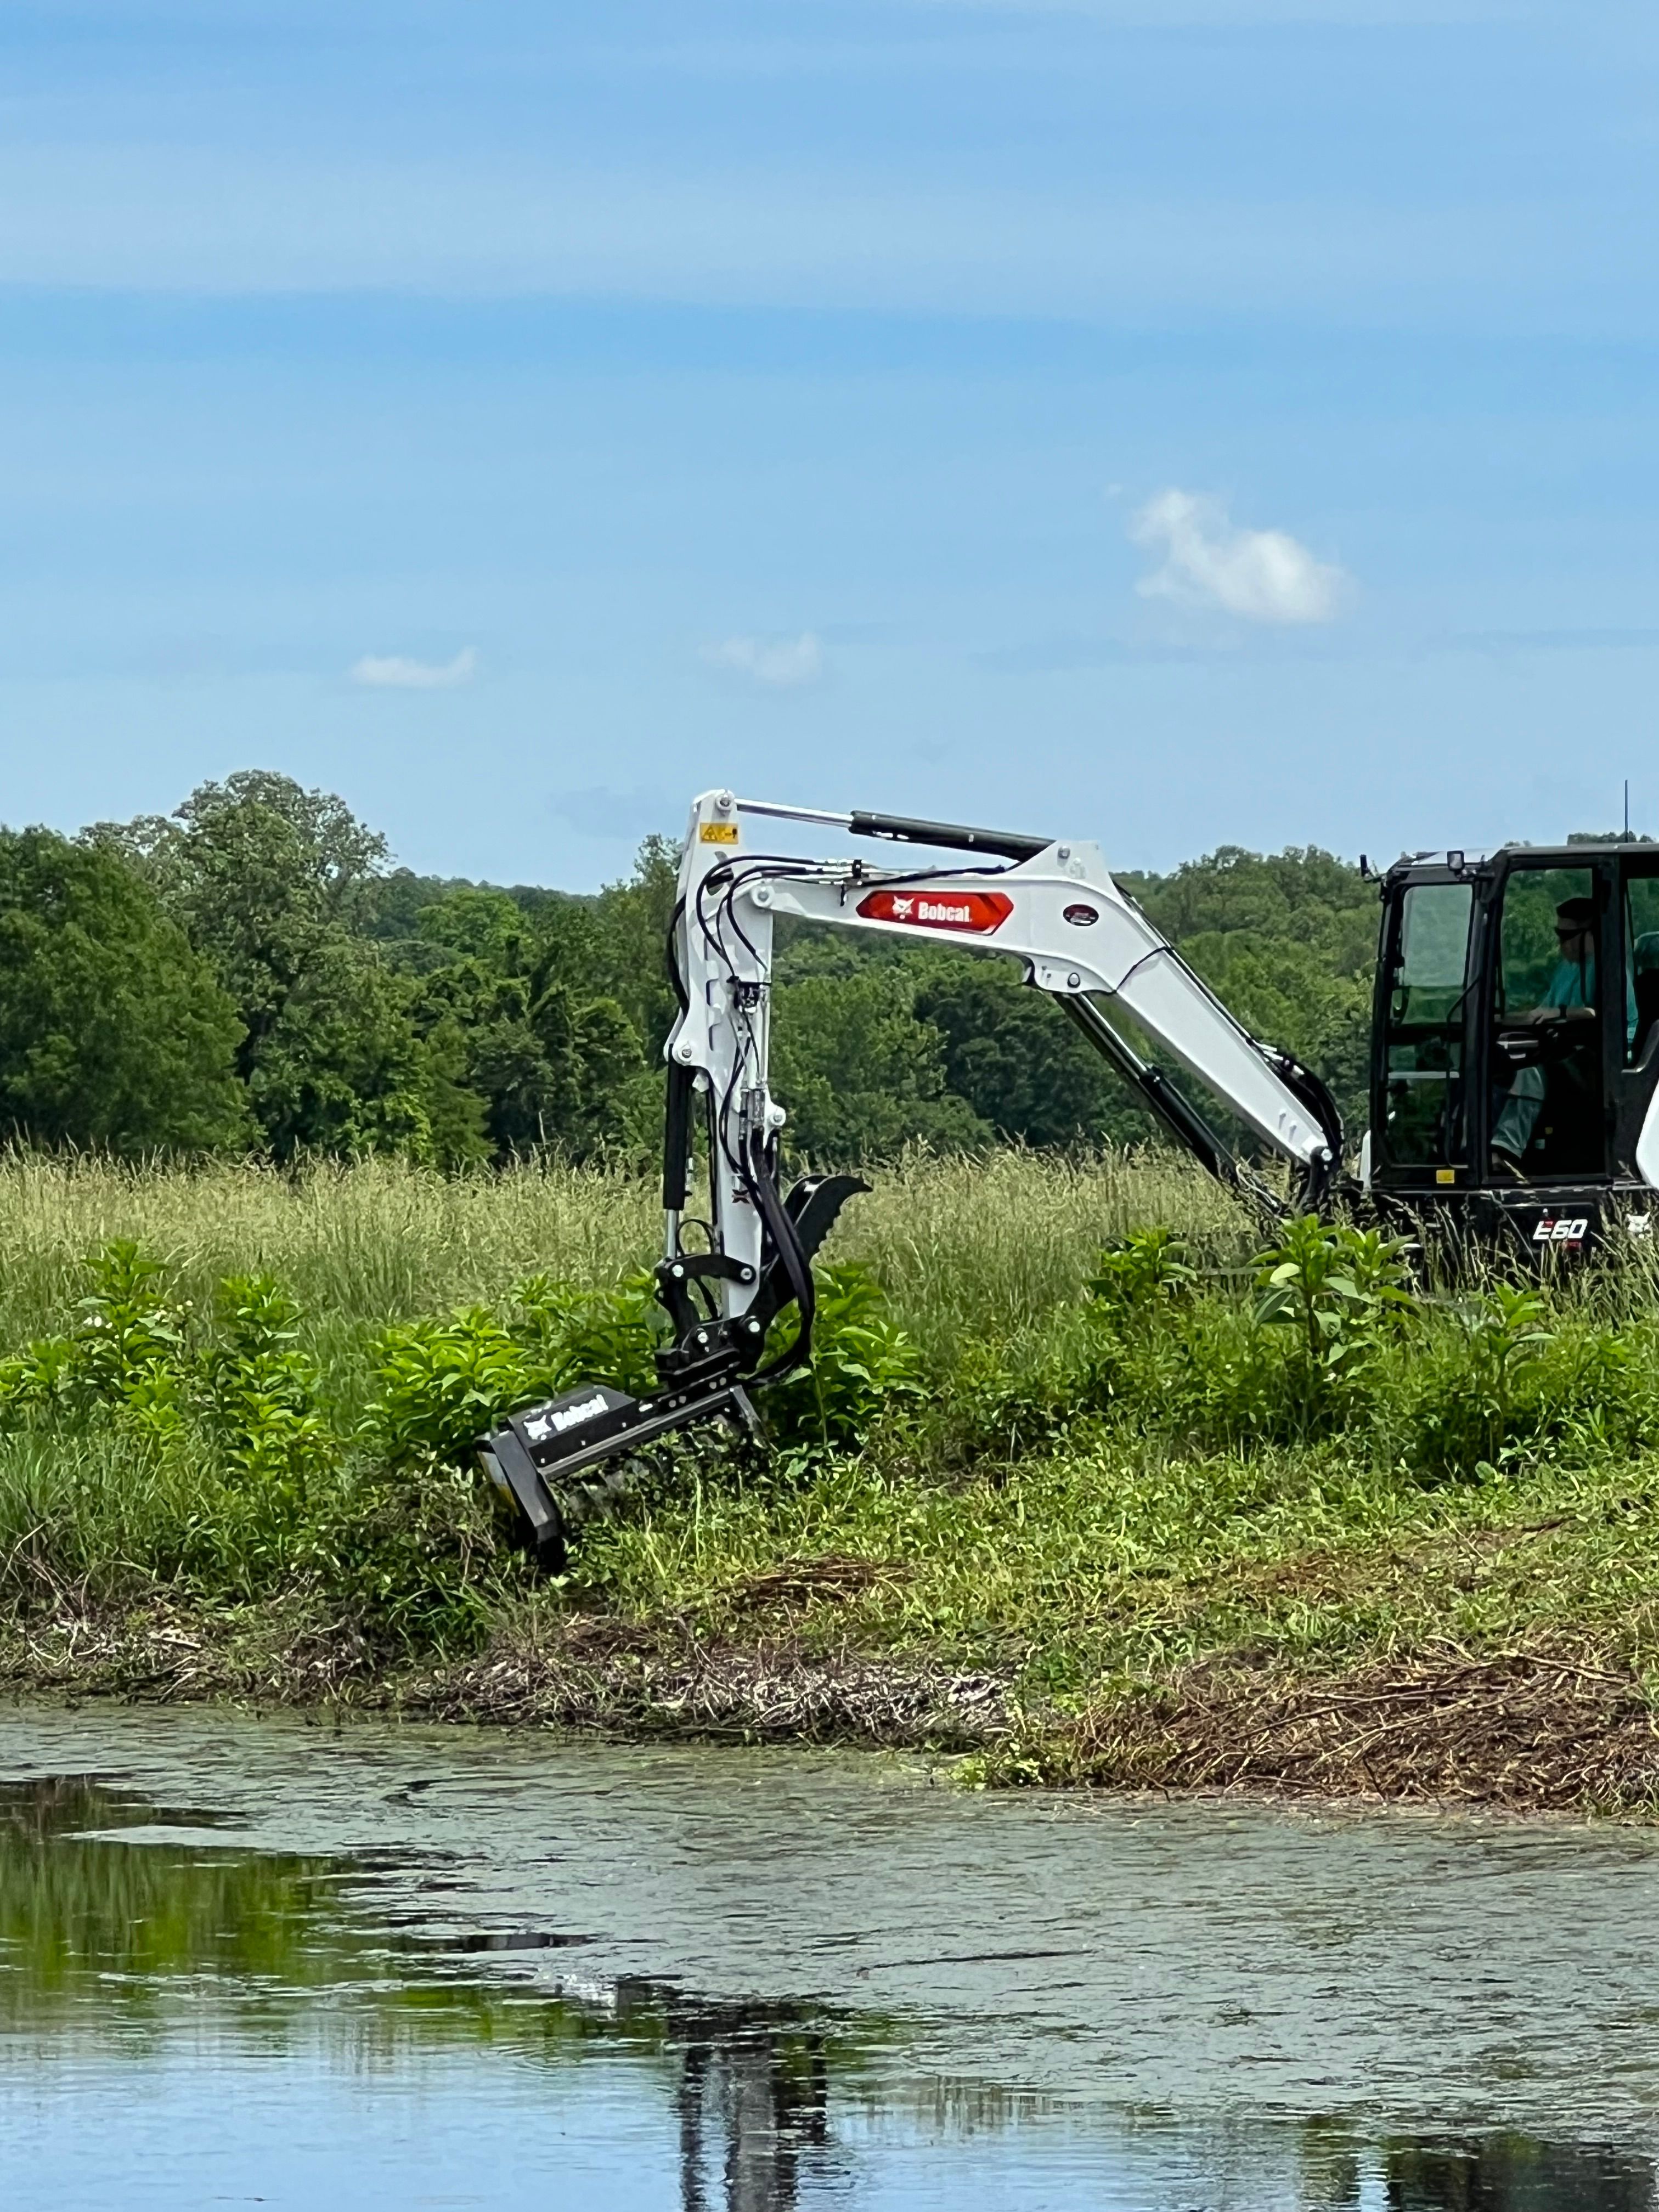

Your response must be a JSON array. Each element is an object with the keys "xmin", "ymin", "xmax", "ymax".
[{"xmin": 478, "ymin": 1170, "xmax": 867, "ymax": 1573}]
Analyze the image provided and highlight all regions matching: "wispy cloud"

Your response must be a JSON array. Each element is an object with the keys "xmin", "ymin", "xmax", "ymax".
[
  {"xmin": 701, "ymin": 631, "xmax": 824, "ymax": 689},
  {"xmin": 1130, "ymin": 490, "xmax": 1347, "ymax": 625},
  {"xmin": 350, "ymin": 646, "xmax": 477, "ymax": 689}
]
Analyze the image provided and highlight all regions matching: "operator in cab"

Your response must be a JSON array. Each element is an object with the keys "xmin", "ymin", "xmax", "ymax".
[{"xmin": 1491, "ymin": 896, "xmax": 1607, "ymax": 1177}]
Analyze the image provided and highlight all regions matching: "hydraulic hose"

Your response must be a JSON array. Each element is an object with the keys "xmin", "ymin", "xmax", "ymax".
[{"xmin": 742, "ymin": 1125, "xmax": 817, "ymax": 1385}]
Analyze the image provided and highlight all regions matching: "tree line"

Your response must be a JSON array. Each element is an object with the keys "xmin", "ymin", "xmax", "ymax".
[{"xmin": 0, "ymin": 770, "xmax": 1380, "ymax": 1166}]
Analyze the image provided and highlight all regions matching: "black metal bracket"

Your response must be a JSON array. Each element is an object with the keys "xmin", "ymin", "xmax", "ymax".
[
  {"xmin": 652, "ymin": 1250, "xmax": 758, "ymax": 1370},
  {"xmin": 480, "ymin": 1168, "xmax": 868, "ymax": 1570}
]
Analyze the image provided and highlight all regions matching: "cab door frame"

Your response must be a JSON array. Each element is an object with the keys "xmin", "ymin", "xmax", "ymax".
[
  {"xmin": 1611, "ymin": 848, "xmax": 1659, "ymax": 1180},
  {"xmin": 1370, "ymin": 858, "xmax": 1495, "ymax": 1195},
  {"xmin": 1475, "ymin": 850, "xmax": 1617, "ymax": 1189}
]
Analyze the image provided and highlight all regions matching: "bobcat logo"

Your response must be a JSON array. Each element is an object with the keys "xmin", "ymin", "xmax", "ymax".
[{"xmin": 889, "ymin": 896, "xmax": 915, "ymax": 919}]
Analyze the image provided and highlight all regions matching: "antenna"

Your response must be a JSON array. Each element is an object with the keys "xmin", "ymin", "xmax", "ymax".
[{"xmin": 1626, "ymin": 778, "xmax": 1632, "ymax": 841}]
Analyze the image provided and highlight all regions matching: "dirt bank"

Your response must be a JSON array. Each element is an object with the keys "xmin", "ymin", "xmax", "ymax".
[{"xmin": 5, "ymin": 1584, "xmax": 1658, "ymax": 1816}]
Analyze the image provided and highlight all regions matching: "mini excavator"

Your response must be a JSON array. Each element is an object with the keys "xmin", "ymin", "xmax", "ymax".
[{"xmin": 482, "ymin": 792, "xmax": 1659, "ymax": 1565}]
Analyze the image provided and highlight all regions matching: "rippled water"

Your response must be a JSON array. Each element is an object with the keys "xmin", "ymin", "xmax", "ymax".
[{"xmin": 2, "ymin": 1700, "xmax": 1657, "ymax": 2208}]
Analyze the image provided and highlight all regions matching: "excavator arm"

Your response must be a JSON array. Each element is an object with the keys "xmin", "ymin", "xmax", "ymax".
[{"xmin": 481, "ymin": 789, "xmax": 1342, "ymax": 1565}]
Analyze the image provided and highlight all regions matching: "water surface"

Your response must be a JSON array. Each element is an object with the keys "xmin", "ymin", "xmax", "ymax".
[{"xmin": 2, "ymin": 1699, "xmax": 1655, "ymax": 2208}]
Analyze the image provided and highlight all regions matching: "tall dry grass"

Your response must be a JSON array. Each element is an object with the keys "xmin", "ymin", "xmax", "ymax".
[
  {"xmin": 830, "ymin": 1145, "xmax": 1249, "ymax": 1361},
  {"xmin": 0, "ymin": 1144, "xmax": 1244, "ymax": 1365},
  {"xmin": 0, "ymin": 1154, "xmax": 656, "ymax": 1339}
]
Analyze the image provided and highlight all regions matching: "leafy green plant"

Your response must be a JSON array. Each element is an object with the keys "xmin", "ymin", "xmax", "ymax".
[
  {"xmin": 1460, "ymin": 1282, "xmax": 1556, "ymax": 1458},
  {"xmin": 112, "ymin": 1359, "xmax": 190, "ymax": 1448},
  {"xmin": 1148, "ymin": 1294, "xmax": 1293, "ymax": 1450},
  {"xmin": 200, "ymin": 1272, "xmax": 332, "ymax": 1489},
  {"xmin": 72, "ymin": 1238, "xmax": 189, "ymax": 1416},
  {"xmin": 763, "ymin": 1263, "xmax": 924, "ymax": 1454},
  {"xmin": 932, "ymin": 1337, "xmax": 1075, "ymax": 1469},
  {"xmin": 360, "ymin": 1271, "xmax": 670, "ymax": 1493},
  {"xmin": 0, "ymin": 1336, "xmax": 77, "ymax": 1429},
  {"xmin": 1077, "ymin": 1226, "xmax": 1201, "ymax": 1427},
  {"xmin": 366, "ymin": 1309, "xmax": 538, "ymax": 1470},
  {"xmin": 0, "ymin": 1238, "xmax": 199, "ymax": 1444},
  {"xmin": 1410, "ymin": 1282, "xmax": 1557, "ymax": 1479},
  {"xmin": 1252, "ymin": 1215, "xmax": 1413, "ymax": 1429},
  {"xmin": 1086, "ymin": 1226, "xmax": 1194, "ymax": 1324},
  {"xmin": 511, "ymin": 1272, "xmax": 666, "ymax": 1396}
]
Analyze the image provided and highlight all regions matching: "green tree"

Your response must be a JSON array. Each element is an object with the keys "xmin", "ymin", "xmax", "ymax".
[
  {"xmin": 0, "ymin": 830, "xmax": 247, "ymax": 1153},
  {"xmin": 407, "ymin": 888, "xmax": 647, "ymax": 1162},
  {"xmin": 246, "ymin": 934, "xmax": 434, "ymax": 1160},
  {"xmin": 914, "ymin": 957, "xmax": 1147, "ymax": 1147},
  {"xmin": 91, "ymin": 772, "xmax": 431, "ymax": 1161},
  {"xmin": 588, "ymin": 834, "xmax": 682, "ymax": 1054},
  {"xmin": 94, "ymin": 770, "xmax": 389, "ymax": 1065},
  {"xmin": 358, "ymin": 865, "xmax": 473, "ymax": 954},
  {"xmin": 416, "ymin": 1017, "xmax": 493, "ymax": 1170},
  {"xmin": 415, "ymin": 885, "xmax": 531, "ymax": 970},
  {"xmin": 771, "ymin": 969, "xmax": 989, "ymax": 1164}
]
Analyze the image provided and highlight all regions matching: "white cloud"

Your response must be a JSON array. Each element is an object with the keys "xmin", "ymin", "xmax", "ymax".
[
  {"xmin": 1129, "ymin": 490, "xmax": 1347, "ymax": 625},
  {"xmin": 349, "ymin": 647, "xmax": 477, "ymax": 689},
  {"xmin": 702, "ymin": 631, "xmax": 825, "ymax": 688}
]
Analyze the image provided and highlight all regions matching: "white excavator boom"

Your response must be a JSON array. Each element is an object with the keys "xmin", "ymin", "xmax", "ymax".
[
  {"xmin": 479, "ymin": 786, "xmax": 1342, "ymax": 1565},
  {"xmin": 664, "ymin": 789, "xmax": 1339, "ymax": 1318}
]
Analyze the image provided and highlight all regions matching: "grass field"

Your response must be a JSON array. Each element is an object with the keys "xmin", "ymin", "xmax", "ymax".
[
  {"xmin": 4, "ymin": 1146, "xmax": 1659, "ymax": 1812},
  {"xmin": 0, "ymin": 1143, "xmax": 1237, "ymax": 1353}
]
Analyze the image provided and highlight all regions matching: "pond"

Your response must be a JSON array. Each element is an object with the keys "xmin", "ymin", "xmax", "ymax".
[{"xmin": 1, "ymin": 1699, "xmax": 1656, "ymax": 2209}]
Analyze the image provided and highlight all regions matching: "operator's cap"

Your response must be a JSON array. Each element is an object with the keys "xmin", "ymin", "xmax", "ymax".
[{"xmin": 1555, "ymin": 896, "xmax": 1596, "ymax": 930}]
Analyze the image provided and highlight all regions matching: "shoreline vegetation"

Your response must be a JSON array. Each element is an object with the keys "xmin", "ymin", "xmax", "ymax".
[{"xmin": 5, "ymin": 1147, "xmax": 1659, "ymax": 1814}]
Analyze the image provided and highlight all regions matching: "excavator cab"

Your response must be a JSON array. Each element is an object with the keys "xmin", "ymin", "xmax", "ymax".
[{"xmin": 1370, "ymin": 845, "xmax": 1659, "ymax": 1249}]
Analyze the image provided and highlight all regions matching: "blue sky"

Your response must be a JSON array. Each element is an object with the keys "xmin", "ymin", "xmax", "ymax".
[{"xmin": 3, "ymin": 1, "xmax": 1658, "ymax": 887}]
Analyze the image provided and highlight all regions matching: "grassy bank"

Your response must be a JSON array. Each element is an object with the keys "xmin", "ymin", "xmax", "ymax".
[{"xmin": 5, "ymin": 1149, "xmax": 1659, "ymax": 1812}]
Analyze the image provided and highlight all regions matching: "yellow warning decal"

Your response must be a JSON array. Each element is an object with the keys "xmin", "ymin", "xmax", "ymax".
[
  {"xmin": 699, "ymin": 822, "xmax": 740, "ymax": 844},
  {"xmin": 1436, "ymin": 1168, "xmax": 1456, "ymax": 1184}
]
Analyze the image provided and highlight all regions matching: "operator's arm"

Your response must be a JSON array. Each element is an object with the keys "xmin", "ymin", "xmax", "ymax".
[{"xmin": 1527, "ymin": 960, "xmax": 1595, "ymax": 1023}]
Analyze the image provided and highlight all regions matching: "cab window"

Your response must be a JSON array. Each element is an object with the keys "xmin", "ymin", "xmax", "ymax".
[
  {"xmin": 1622, "ymin": 859, "xmax": 1659, "ymax": 1064},
  {"xmin": 1382, "ymin": 881, "xmax": 1472, "ymax": 1166},
  {"xmin": 1494, "ymin": 866, "xmax": 1596, "ymax": 1018},
  {"xmin": 1488, "ymin": 865, "xmax": 1604, "ymax": 1178}
]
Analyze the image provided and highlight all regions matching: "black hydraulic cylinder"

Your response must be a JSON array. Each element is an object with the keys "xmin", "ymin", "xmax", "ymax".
[
  {"xmin": 848, "ymin": 809, "xmax": 1048, "ymax": 864},
  {"xmin": 1137, "ymin": 1067, "xmax": 1239, "ymax": 1189},
  {"xmin": 1058, "ymin": 992, "xmax": 1240, "ymax": 1190},
  {"xmin": 663, "ymin": 1060, "xmax": 694, "ymax": 1211}
]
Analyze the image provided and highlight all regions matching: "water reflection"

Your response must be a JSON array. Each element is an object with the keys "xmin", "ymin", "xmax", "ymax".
[
  {"xmin": 1368, "ymin": 2136, "xmax": 1653, "ymax": 2212},
  {"xmin": 0, "ymin": 1774, "xmax": 1652, "ymax": 2212},
  {"xmin": 662, "ymin": 1999, "xmax": 828, "ymax": 2212},
  {"xmin": 0, "ymin": 1773, "xmax": 349, "ymax": 2028},
  {"xmin": 0, "ymin": 1774, "xmax": 871, "ymax": 2209}
]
